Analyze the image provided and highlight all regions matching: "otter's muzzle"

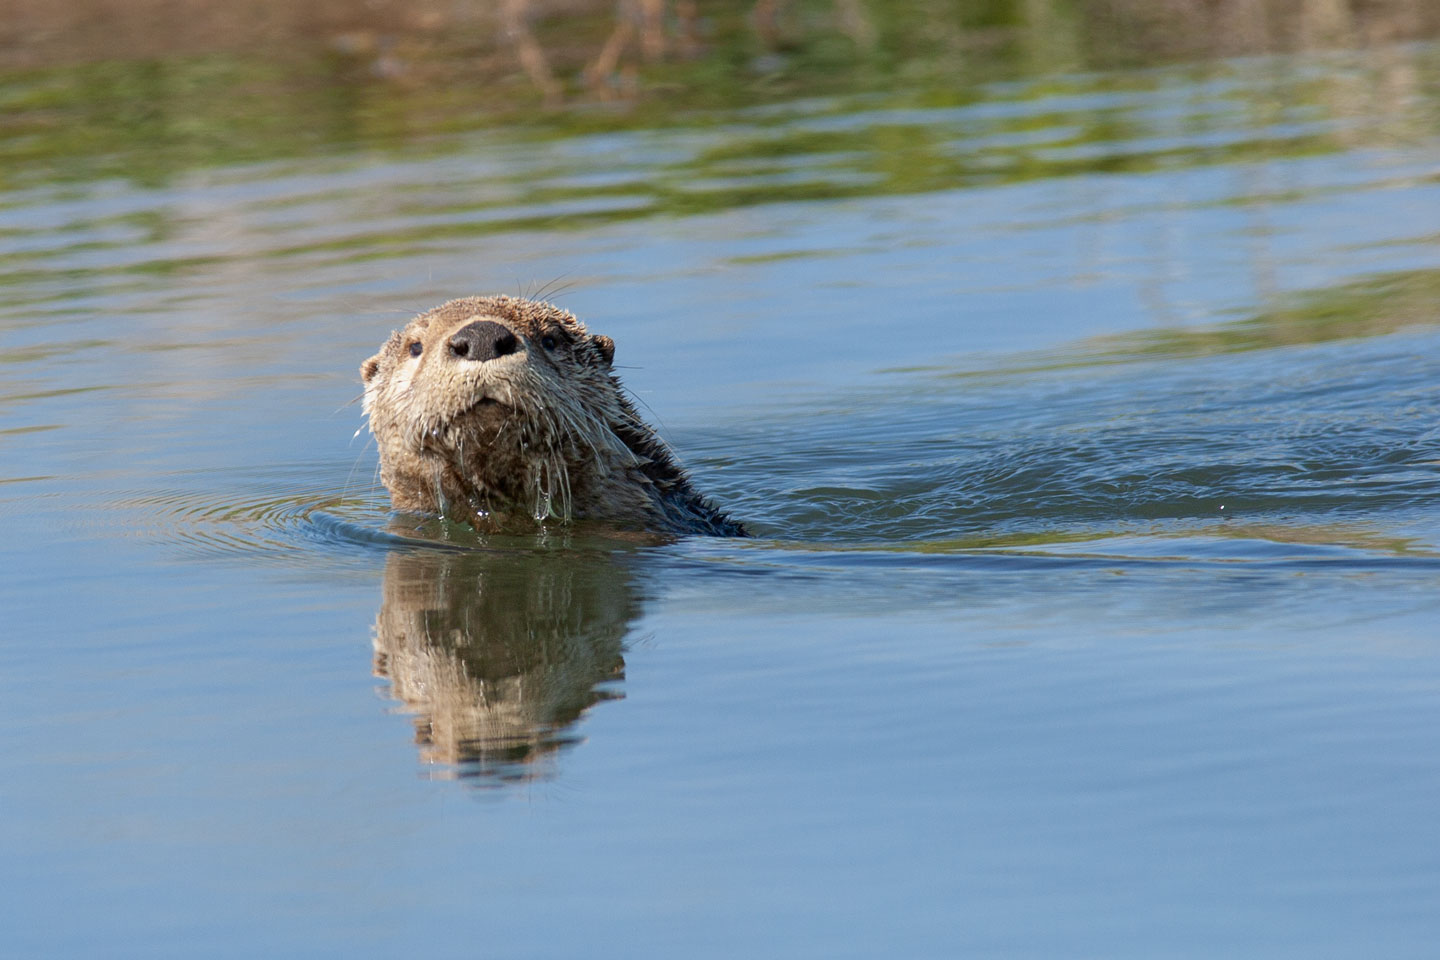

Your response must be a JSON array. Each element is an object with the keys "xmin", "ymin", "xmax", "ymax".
[{"xmin": 448, "ymin": 319, "xmax": 518, "ymax": 362}]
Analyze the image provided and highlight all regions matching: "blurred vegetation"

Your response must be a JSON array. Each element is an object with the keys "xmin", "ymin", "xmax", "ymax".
[{"xmin": 2, "ymin": 0, "xmax": 1439, "ymax": 189}]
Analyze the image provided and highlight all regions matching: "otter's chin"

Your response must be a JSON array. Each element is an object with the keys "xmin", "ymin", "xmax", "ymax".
[{"xmin": 454, "ymin": 394, "xmax": 511, "ymax": 423}]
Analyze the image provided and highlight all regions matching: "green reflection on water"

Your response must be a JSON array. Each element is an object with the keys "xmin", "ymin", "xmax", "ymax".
[
  {"xmin": 6, "ymin": 53, "xmax": 1439, "ymax": 308},
  {"xmin": 833, "ymin": 522, "xmax": 1437, "ymax": 559},
  {"xmin": 1120, "ymin": 269, "xmax": 1440, "ymax": 359},
  {"xmin": 903, "ymin": 266, "xmax": 1440, "ymax": 380},
  {"xmin": 2, "ymin": 2, "xmax": 1438, "ymax": 193}
]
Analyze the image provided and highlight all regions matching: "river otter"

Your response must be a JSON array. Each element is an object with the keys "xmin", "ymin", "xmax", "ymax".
[{"xmin": 361, "ymin": 295, "xmax": 744, "ymax": 536}]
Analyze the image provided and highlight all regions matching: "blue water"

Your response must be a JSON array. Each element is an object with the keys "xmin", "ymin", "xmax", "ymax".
[{"xmin": 4, "ymin": 41, "xmax": 1440, "ymax": 958}]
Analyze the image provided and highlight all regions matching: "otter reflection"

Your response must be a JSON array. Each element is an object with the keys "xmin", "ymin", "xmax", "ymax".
[{"xmin": 372, "ymin": 542, "xmax": 638, "ymax": 784}]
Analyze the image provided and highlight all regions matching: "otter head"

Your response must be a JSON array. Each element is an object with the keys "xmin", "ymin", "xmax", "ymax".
[{"xmin": 361, "ymin": 296, "xmax": 628, "ymax": 527}]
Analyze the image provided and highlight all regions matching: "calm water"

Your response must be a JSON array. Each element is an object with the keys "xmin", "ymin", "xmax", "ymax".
[{"xmin": 5, "ymin": 36, "xmax": 1440, "ymax": 958}]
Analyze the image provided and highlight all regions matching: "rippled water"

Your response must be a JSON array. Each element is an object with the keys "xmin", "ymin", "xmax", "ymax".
[{"xmin": 5, "ymin": 36, "xmax": 1440, "ymax": 958}]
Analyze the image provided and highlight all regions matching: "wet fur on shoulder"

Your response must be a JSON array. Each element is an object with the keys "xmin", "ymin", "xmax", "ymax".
[{"xmin": 362, "ymin": 295, "xmax": 744, "ymax": 536}]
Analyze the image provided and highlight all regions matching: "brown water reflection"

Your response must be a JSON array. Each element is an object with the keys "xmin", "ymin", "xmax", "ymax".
[
  {"xmin": 7, "ymin": 0, "xmax": 1437, "ymax": 77},
  {"xmin": 371, "ymin": 539, "xmax": 635, "ymax": 783}
]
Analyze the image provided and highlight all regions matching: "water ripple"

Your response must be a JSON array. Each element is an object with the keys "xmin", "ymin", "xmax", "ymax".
[
  {"xmin": 707, "ymin": 325, "xmax": 1440, "ymax": 555},
  {"xmin": 87, "ymin": 465, "xmax": 420, "ymax": 564}
]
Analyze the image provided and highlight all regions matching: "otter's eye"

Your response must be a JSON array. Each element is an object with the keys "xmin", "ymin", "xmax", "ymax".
[
  {"xmin": 407, "ymin": 341, "xmax": 423, "ymax": 358},
  {"xmin": 541, "ymin": 335, "xmax": 558, "ymax": 351}
]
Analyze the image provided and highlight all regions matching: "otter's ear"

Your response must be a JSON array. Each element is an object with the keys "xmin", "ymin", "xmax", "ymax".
[
  {"xmin": 361, "ymin": 354, "xmax": 382, "ymax": 383},
  {"xmin": 592, "ymin": 335, "xmax": 615, "ymax": 367}
]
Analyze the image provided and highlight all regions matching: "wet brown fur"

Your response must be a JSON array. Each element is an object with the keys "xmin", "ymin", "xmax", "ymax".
[{"xmin": 362, "ymin": 295, "xmax": 744, "ymax": 536}]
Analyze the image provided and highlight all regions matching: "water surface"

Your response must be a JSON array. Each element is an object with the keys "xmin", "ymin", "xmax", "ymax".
[{"xmin": 4, "ymin": 28, "xmax": 1440, "ymax": 959}]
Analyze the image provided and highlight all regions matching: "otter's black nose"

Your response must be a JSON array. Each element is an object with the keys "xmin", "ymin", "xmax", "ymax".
[{"xmin": 448, "ymin": 320, "xmax": 518, "ymax": 362}]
